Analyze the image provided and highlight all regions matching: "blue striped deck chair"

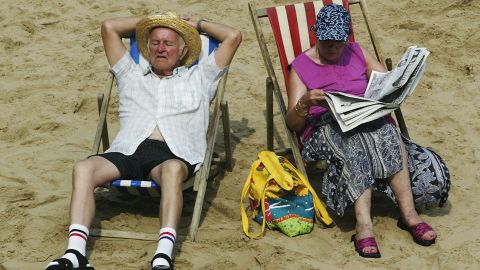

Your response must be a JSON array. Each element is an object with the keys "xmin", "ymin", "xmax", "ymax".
[{"xmin": 91, "ymin": 34, "xmax": 233, "ymax": 241}]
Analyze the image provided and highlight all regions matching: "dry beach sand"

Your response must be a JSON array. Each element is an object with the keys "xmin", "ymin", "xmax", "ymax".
[{"xmin": 1, "ymin": 0, "xmax": 479, "ymax": 269}]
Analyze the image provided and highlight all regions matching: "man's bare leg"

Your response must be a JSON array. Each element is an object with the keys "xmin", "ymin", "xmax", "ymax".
[
  {"xmin": 149, "ymin": 159, "xmax": 188, "ymax": 269},
  {"xmin": 70, "ymin": 156, "xmax": 121, "ymax": 227},
  {"xmin": 46, "ymin": 156, "xmax": 120, "ymax": 269}
]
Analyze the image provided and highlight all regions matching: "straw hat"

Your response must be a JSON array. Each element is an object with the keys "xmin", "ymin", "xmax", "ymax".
[{"xmin": 136, "ymin": 12, "xmax": 201, "ymax": 67}]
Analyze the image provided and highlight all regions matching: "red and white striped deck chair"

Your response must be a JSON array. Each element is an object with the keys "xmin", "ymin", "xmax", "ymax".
[
  {"xmin": 249, "ymin": 0, "xmax": 410, "ymax": 176},
  {"xmin": 91, "ymin": 34, "xmax": 233, "ymax": 241}
]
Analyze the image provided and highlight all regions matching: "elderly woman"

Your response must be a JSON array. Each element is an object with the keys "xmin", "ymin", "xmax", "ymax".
[{"xmin": 285, "ymin": 4, "xmax": 449, "ymax": 258}]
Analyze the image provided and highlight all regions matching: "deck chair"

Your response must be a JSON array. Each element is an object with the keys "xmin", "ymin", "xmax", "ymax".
[
  {"xmin": 90, "ymin": 34, "xmax": 233, "ymax": 241},
  {"xmin": 248, "ymin": 0, "xmax": 410, "ymax": 177}
]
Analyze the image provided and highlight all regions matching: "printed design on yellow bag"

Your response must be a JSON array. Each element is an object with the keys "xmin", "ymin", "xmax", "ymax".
[
  {"xmin": 241, "ymin": 151, "xmax": 333, "ymax": 239},
  {"xmin": 253, "ymin": 159, "xmax": 314, "ymax": 236}
]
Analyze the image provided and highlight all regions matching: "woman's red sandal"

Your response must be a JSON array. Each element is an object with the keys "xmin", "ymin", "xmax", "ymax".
[
  {"xmin": 397, "ymin": 219, "xmax": 436, "ymax": 246},
  {"xmin": 351, "ymin": 234, "xmax": 381, "ymax": 258}
]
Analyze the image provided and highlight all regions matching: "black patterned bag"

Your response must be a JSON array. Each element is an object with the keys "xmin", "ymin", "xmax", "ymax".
[{"xmin": 402, "ymin": 136, "xmax": 451, "ymax": 208}]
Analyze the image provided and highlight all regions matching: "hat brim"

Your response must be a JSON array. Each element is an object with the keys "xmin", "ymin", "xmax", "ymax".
[{"xmin": 136, "ymin": 14, "xmax": 201, "ymax": 67}]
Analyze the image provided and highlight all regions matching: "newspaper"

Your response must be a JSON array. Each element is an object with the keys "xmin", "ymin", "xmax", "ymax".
[{"xmin": 324, "ymin": 45, "xmax": 430, "ymax": 132}]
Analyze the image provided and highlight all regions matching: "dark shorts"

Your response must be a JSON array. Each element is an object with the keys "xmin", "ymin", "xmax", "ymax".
[{"xmin": 92, "ymin": 139, "xmax": 195, "ymax": 180}]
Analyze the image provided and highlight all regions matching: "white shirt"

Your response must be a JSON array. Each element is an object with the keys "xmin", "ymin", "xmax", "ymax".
[{"xmin": 107, "ymin": 51, "xmax": 228, "ymax": 169}]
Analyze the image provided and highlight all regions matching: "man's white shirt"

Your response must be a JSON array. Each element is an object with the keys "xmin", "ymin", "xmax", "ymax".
[{"xmin": 107, "ymin": 51, "xmax": 227, "ymax": 171}]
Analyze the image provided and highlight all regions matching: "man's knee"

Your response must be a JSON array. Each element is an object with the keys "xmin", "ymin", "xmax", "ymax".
[
  {"xmin": 154, "ymin": 160, "xmax": 188, "ymax": 186},
  {"xmin": 73, "ymin": 159, "xmax": 94, "ymax": 178},
  {"xmin": 164, "ymin": 160, "xmax": 188, "ymax": 175},
  {"xmin": 72, "ymin": 159, "xmax": 93, "ymax": 189},
  {"xmin": 73, "ymin": 157, "xmax": 119, "ymax": 188}
]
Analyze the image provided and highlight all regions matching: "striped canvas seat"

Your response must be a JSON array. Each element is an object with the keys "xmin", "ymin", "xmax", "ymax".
[
  {"xmin": 109, "ymin": 179, "xmax": 161, "ymax": 197},
  {"xmin": 265, "ymin": 0, "xmax": 353, "ymax": 89},
  {"xmin": 106, "ymin": 34, "xmax": 220, "ymax": 197}
]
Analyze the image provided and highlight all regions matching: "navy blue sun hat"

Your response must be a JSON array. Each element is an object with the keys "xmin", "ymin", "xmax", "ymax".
[{"xmin": 315, "ymin": 4, "xmax": 351, "ymax": 41}]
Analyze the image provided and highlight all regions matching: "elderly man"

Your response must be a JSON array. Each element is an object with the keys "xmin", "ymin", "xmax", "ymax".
[{"xmin": 46, "ymin": 12, "xmax": 241, "ymax": 270}]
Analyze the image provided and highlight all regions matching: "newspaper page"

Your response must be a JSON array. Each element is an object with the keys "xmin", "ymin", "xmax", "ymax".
[
  {"xmin": 382, "ymin": 53, "xmax": 429, "ymax": 104},
  {"xmin": 363, "ymin": 46, "xmax": 418, "ymax": 100},
  {"xmin": 325, "ymin": 92, "xmax": 399, "ymax": 132},
  {"xmin": 323, "ymin": 46, "xmax": 430, "ymax": 132},
  {"xmin": 326, "ymin": 95, "xmax": 398, "ymax": 132},
  {"xmin": 364, "ymin": 46, "xmax": 429, "ymax": 101}
]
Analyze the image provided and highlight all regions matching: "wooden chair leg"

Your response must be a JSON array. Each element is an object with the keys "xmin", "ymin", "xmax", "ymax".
[
  {"xmin": 92, "ymin": 74, "xmax": 114, "ymax": 155},
  {"xmin": 395, "ymin": 109, "xmax": 410, "ymax": 139},
  {"xmin": 90, "ymin": 228, "xmax": 157, "ymax": 241},
  {"xmin": 188, "ymin": 172, "xmax": 207, "ymax": 241},
  {"xmin": 266, "ymin": 77, "xmax": 274, "ymax": 151},
  {"xmin": 96, "ymin": 93, "xmax": 110, "ymax": 152},
  {"xmin": 386, "ymin": 58, "xmax": 410, "ymax": 139},
  {"xmin": 221, "ymin": 101, "xmax": 233, "ymax": 172}
]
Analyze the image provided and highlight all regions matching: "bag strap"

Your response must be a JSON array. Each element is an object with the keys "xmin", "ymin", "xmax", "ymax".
[
  {"xmin": 258, "ymin": 151, "xmax": 294, "ymax": 190},
  {"xmin": 262, "ymin": 151, "xmax": 334, "ymax": 226},
  {"xmin": 240, "ymin": 158, "xmax": 268, "ymax": 239},
  {"xmin": 293, "ymin": 164, "xmax": 334, "ymax": 226}
]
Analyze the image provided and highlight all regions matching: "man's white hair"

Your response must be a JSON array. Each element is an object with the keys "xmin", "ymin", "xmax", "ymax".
[
  {"xmin": 178, "ymin": 35, "xmax": 185, "ymax": 51},
  {"xmin": 147, "ymin": 27, "xmax": 187, "ymax": 59}
]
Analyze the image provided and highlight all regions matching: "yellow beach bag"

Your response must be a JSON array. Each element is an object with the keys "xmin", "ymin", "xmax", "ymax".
[{"xmin": 240, "ymin": 151, "xmax": 333, "ymax": 239}]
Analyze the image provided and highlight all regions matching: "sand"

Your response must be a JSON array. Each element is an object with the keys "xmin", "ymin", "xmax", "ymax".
[{"xmin": 1, "ymin": 0, "xmax": 479, "ymax": 269}]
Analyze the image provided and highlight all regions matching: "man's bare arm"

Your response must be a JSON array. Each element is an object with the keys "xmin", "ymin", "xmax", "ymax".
[
  {"xmin": 185, "ymin": 19, "xmax": 242, "ymax": 68},
  {"xmin": 101, "ymin": 17, "xmax": 142, "ymax": 66}
]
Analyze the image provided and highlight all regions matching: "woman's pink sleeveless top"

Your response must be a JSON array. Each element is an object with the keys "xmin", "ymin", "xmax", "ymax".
[{"xmin": 291, "ymin": 42, "xmax": 367, "ymax": 118}]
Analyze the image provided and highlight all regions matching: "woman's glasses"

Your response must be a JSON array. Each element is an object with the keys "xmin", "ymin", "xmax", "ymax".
[{"xmin": 318, "ymin": 40, "xmax": 346, "ymax": 49}]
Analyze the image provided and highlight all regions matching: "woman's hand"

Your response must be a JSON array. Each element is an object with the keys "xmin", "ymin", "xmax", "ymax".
[{"xmin": 300, "ymin": 89, "xmax": 328, "ymax": 108}]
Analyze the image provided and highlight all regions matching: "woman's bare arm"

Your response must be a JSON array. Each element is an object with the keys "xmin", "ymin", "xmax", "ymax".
[{"xmin": 361, "ymin": 45, "xmax": 387, "ymax": 79}]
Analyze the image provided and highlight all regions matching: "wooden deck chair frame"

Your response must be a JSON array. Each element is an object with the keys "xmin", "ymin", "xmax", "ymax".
[
  {"xmin": 90, "ymin": 36, "xmax": 233, "ymax": 242},
  {"xmin": 248, "ymin": 0, "xmax": 410, "ymax": 177}
]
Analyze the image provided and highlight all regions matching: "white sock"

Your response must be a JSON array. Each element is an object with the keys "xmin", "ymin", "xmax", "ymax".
[
  {"xmin": 152, "ymin": 227, "xmax": 176, "ymax": 268},
  {"xmin": 47, "ymin": 224, "xmax": 89, "ymax": 269},
  {"xmin": 66, "ymin": 224, "xmax": 89, "ymax": 256}
]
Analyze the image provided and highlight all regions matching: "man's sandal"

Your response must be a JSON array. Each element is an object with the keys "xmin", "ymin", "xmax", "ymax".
[
  {"xmin": 351, "ymin": 234, "xmax": 381, "ymax": 258},
  {"xmin": 45, "ymin": 249, "xmax": 94, "ymax": 270},
  {"xmin": 397, "ymin": 219, "xmax": 436, "ymax": 246},
  {"xmin": 151, "ymin": 253, "xmax": 174, "ymax": 270}
]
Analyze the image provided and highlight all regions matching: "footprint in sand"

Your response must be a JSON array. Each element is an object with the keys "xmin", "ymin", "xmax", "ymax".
[
  {"xmin": 20, "ymin": 20, "xmax": 37, "ymax": 35},
  {"xmin": 0, "ymin": 37, "xmax": 25, "ymax": 51}
]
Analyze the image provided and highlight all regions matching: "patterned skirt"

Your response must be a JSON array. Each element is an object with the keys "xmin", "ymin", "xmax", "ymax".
[{"xmin": 301, "ymin": 113, "xmax": 450, "ymax": 217}]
